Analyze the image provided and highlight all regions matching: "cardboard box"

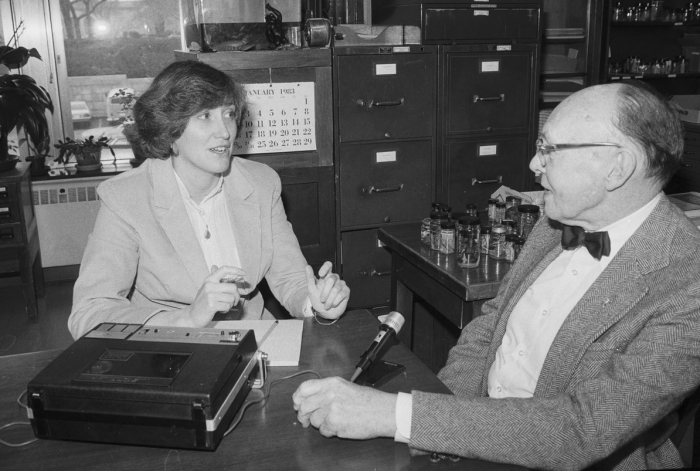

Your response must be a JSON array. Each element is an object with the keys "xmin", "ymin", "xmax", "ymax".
[{"xmin": 670, "ymin": 95, "xmax": 700, "ymax": 124}]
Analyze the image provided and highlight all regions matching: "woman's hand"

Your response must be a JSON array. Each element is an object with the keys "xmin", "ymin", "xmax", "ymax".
[
  {"xmin": 306, "ymin": 262, "xmax": 350, "ymax": 320},
  {"xmin": 183, "ymin": 265, "xmax": 246, "ymax": 327}
]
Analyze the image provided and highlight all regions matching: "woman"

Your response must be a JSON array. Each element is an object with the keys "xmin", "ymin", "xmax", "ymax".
[{"xmin": 68, "ymin": 61, "xmax": 349, "ymax": 339}]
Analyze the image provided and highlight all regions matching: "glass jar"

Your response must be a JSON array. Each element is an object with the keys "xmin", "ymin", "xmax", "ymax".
[
  {"xmin": 438, "ymin": 220, "xmax": 455, "ymax": 254},
  {"xmin": 504, "ymin": 196, "xmax": 521, "ymax": 221},
  {"xmin": 488, "ymin": 224, "xmax": 508, "ymax": 260},
  {"xmin": 457, "ymin": 217, "xmax": 481, "ymax": 268},
  {"xmin": 502, "ymin": 219, "xmax": 517, "ymax": 235},
  {"xmin": 480, "ymin": 225, "xmax": 492, "ymax": 255},
  {"xmin": 613, "ymin": 1, "xmax": 624, "ymax": 20},
  {"xmin": 458, "ymin": 216, "xmax": 480, "ymax": 250},
  {"xmin": 430, "ymin": 210, "xmax": 449, "ymax": 250},
  {"xmin": 514, "ymin": 236, "xmax": 525, "ymax": 261},
  {"xmin": 421, "ymin": 217, "xmax": 431, "ymax": 245},
  {"xmin": 464, "ymin": 203, "xmax": 479, "ymax": 217},
  {"xmin": 494, "ymin": 201, "xmax": 506, "ymax": 224},
  {"xmin": 487, "ymin": 198, "xmax": 499, "ymax": 223},
  {"xmin": 517, "ymin": 204, "xmax": 540, "ymax": 239},
  {"xmin": 504, "ymin": 234, "xmax": 518, "ymax": 263}
]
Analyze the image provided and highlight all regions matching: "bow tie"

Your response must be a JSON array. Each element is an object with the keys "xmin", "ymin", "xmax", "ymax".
[{"xmin": 561, "ymin": 224, "xmax": 611, "ymax": 260}]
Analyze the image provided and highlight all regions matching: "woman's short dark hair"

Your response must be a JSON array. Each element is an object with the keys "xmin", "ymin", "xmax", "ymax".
[
  {"xmin": 124, "ymin": 61, "xmax": 246, "ymax": 160},
  {"xmin": 613, "ymin": 81, "xmax": 684, "ymax": 186}
]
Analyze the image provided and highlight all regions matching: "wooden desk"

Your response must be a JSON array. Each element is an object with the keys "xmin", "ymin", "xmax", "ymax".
[
  {"xmin": 0, "ymin": 310, "xmax": 523, "ymax": 471},
  {"xmin": 378, "ymin": 223, "xmax": 512, "ymax": 373}
]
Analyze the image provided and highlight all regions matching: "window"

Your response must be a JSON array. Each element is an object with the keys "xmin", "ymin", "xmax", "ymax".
[{"xmin": 5, "ymin": 0, "xmax": 182, "ymax": 165}]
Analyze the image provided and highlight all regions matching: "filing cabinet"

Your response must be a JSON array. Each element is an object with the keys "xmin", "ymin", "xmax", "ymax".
[
  {"xmin": 0, "ymin": 162, "xmax": 44, "ymax": 321},
  {"xmin": 437, "ymin": 43, "xmax": 540, "ymax": 209},
  {"xmin": 333, "ymin": 46, "xmax": 437, "ymax": 309}
]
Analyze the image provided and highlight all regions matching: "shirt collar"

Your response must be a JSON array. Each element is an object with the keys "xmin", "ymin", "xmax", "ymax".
[
  {"xmin": 598, "ymin": 192, "xmax": 662, "ymax": 259},
  {"xmin": 173, "ymin": 171, "xmax": 224, "ymax": 207}
]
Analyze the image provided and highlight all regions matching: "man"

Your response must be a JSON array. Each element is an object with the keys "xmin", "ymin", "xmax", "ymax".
[{"xmin": 292, "ymin": 82, "xmax": 700, "ymax": 470}]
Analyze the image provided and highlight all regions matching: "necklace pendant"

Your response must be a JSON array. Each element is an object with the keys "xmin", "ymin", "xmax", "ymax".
[{"xmin": 204, "ymin": 229, "xmax": 211, "ymax": 239}]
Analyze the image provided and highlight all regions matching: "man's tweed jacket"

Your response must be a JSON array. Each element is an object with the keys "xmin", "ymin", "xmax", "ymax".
[
  {"xmin": 68, "ymin": 157, "xmax": 309, "ymax": 339},
  {"xmin": 410, "ymin": 195, "xmax": 700, "ymax": 471}
]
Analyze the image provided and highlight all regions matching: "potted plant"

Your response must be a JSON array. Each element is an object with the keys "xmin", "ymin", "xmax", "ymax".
[
  {"xmin": 0, "ymin": 21, "xmax": 54, "ymax": 172},
  {"xmin": 111, "ymin": 88, "xmax": 147, "ymax": 168},
  {"xmin": 54, "ymin": 135, "xmax": 115, "ymax": 172}
]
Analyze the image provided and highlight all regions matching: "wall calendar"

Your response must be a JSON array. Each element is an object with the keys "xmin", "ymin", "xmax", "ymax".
[{"xmin": 234, "ymin": 82, "xmax": 317, "ymax": 155}]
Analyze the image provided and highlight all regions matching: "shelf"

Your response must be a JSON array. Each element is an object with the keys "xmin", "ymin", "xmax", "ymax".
[
  {"xmin": 611, "ymin": 20, "xmax": 700, "ymax": 27},
  {"xmin": 541, "ymin": 72, "xmax": 587, "ymax": 79},
  {"xmin": 544, "ymin": 35, "xmax": 586, "ymax": 44},
  {"xmin": 608, "ymin": 73, "xmax": 700, "ymax": 80}
]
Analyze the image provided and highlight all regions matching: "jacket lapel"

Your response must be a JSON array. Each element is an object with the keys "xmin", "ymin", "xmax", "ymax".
[
  {"xmin": 224, "ymin": 159, "xmax": 261, "ymax": 294},
  {"xmin": 150, "ymin": 158, "xmax": 209, "ymax": 289},
  {"xmin": 533, "ymin": 196, "xmax": 676, "ymax": 397}
]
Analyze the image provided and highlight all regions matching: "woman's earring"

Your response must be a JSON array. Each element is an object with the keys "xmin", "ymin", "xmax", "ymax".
[{"xmin": 171, "ymin": 142, "xmax": 179, "ymax": 157}]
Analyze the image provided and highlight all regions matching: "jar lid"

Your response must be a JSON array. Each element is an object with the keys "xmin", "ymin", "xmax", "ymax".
[
  {"xmin": 458, "ymin": 216, "xmax": 480, "ymax": 226},
  {"xmin": 481, "ymin": 225, "xmax": 492, "ymax": 233},
  {"xmin": 518, "ymin": 204, "xmax": 540, "ymax": 213},
  {"xmin": 502, "ymin": 219, "xmax": 516, "ymax": 227},
  {"xmin": 488, "ymin": 198, "xmax": 499, "ymax": 204},
  {"xmin": 451, "ymin": 212, "xmax": 467, "ymax": 221},
  {"xmin": 440, "ymin": 220, "xmax": 455, "ymax": 229},
  {"xmin": 505, "ymin": 234, "xmax": 518, "ymax": 241},
  {"xmin": 431, "ymin": 210, "xmax": 449, "ymax": 219},
  {"xmin": 492, "ymin": 224, "xmax": 507, "ymax": 234},
  {"xmin": 496, "ymin": 201, "xmax": 507, "ymax": 208}
]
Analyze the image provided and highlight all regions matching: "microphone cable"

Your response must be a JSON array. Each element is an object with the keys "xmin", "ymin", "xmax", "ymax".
[{"xmin": 223, "ymin": 369, "xmax": 322, "ymax": 437}]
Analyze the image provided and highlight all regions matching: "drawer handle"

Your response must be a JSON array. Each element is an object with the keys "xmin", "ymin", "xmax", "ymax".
[
  {"xmin": 357, "ymin": 99, "xmax": 405, "ymax": 108},
  {"xmin": 472, "ymin": 176, "xmax": 503, "ymax": 186},
  {"xmin": 473, "ymin": 94, "xmax": 504, "ymax": 103},
  {"xmin": 360, "ymin": 269, "xmax": 391, "ymax": 277},
  {"xmin": 681, "ymin": 163, "xmax": 694, "ymax": 167},
  {"xmin": 0, "ymin": 231, "xmax": 14, "ymax": 239},
  {"xmin": 363, "ymin": 184, "xmax": 404, "ymax": 194},
  {"xmin": 684, "ymin": 151, "xmax": 696, "ymax": 155}
]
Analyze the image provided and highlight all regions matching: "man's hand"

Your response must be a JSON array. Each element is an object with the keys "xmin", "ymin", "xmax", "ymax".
[
  {"xmin": 306, "ymin": 262, "xmax": 350, "ymax": 320},
  {"xmin": 292, "ymin": 377, "xmax": 397, "ymax": 439}
]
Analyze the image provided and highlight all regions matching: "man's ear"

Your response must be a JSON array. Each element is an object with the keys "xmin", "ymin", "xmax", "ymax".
[{"xmin": 605, "ymin": 149, "xmax": 637, "ymax": 191}]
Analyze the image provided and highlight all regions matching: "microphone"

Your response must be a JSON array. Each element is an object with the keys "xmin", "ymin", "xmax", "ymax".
[{"xmin": 350, "ymin": 312, "xmax": 405, "ymax": 383}]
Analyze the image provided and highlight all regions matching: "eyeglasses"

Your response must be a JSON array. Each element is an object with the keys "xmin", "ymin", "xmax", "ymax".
[{"xmin": 535, "ymin": 138, "xmax": 621, "ymax": 167}]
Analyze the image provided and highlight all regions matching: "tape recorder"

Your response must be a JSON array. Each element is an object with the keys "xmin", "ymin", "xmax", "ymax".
[{"xmin": 26, "ymin": 323, "xmax": 267, "ymax": 451}]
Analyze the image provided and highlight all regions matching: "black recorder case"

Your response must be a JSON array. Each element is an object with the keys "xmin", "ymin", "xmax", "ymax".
[{"xmin": 26, "ymin": 323, "xmax": 265, "ymax": 451}]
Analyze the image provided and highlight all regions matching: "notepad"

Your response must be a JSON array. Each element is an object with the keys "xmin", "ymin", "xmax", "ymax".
[{"xmin": 209, "ymin": 319, "xmax": 304, "ymax": 366}]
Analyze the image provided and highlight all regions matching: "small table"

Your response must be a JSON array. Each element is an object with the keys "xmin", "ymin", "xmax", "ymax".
[
  {"xmin": 0, "ymin": 310, "xmax": 525, "ymax": 471},
  {"xmin": 378, "ymin": 223, "xmax": 512, "ymax": 373}
]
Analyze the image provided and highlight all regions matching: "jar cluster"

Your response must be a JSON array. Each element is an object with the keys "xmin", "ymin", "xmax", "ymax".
[
  {"xmin": 421, "ymin": 198, "xmax": 540, "ymax": 268},
  {"xmin": 612, "ymin": 2, "xmax": 699, "ymax": 23},
  {"xmin": 609, "ymin": 55, "xmax": 689, "ymax": 75}
]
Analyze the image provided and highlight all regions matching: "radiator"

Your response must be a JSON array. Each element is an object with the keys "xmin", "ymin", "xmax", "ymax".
[{"xmin": 32, "ymin": 176, "xmax": 112, "ymax": 268}]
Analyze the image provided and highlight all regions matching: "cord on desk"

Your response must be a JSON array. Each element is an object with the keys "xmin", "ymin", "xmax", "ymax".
[
  {"xmin": 0, "ymin": 391, "xmax": 38, "ymax": 447},
  {"xmin": 224, "ymin": 369, "xmax": 322, "ymax": 437}
]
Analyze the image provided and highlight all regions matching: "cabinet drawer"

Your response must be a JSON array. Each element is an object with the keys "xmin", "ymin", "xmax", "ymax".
[
  {"xmin": 339, "ymin": 140, "xmax": 432, "ymax": 227},
  {"xmin": 443, "ymin": 49, "xmax": 533, "ymax": 135},
  {"xmin": 0, "ymin": 201, "xmax": 20, "ymax": 224},
  {"xmin": 0, "ymin": 182, "xmax": 17, "ymax": 203},
  {"xmin": 423, "ymin": 5, "xmax": 540, "ymax": 43},
  {"xmin": 0, "ymin": 223, "xmax": 22, "ymax": 245},
  {"xmin": 443, "ymin": 136, "xmax": 529, "ymax": 210},
  {"xmin": 342, "ymin": 229, "xmax": 392, "ymax": 309},
  {"xmin": 336, "ymin": 52, "xmax": 435, "ymax": 142}
]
